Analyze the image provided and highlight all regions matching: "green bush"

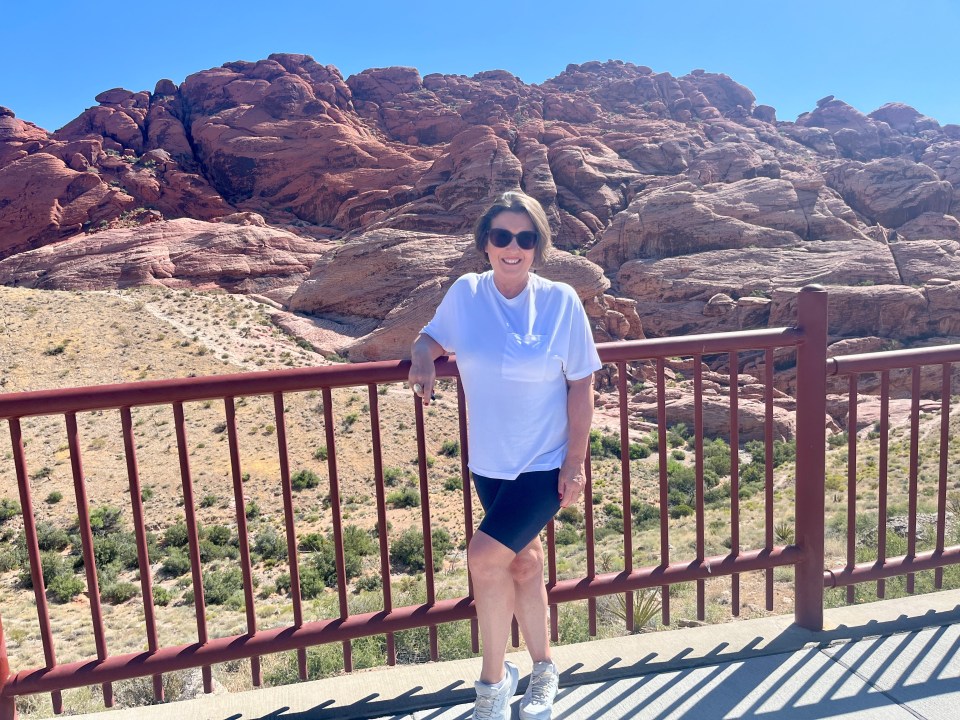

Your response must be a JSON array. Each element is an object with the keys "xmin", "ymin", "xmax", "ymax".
[
  {"xmin": 202, "ymin": 567, "xmax": 243, "ymax": 606},
  {"xmin": 0, "ymin": 498, "xmax": 22, "ymax": 523},
  {"xmin": 101, "ymin": 581, "xmax": 138, "ymax": 604},
  {"xmin": 206, "ymin": 525, "xmax": 232, "ymax": 546},
  {"xmin": 48, "ymin": 574, "xmax": 85, "ymax": 604},
  {"xmin": 354, "ymin": 574, "xmax": 382, "ymax": 592},
  {"xmin": 387, "ymin": 487, "xmax": 420, "ymax": 508},
  {"xmin": 36, "ymin": 522, "xmax": 70, "ymax": 552},
  {"xmin": 291, "ymin": 469, "xmax": 321, "ymax": 491},
  {"xmin": 245, "ymin": 501, "xmax": 261, "ymax": 519},
  {"xmin": 299, "ymin": 532, "xmax": 324, "ymax": 552},
  {"xmin": 160, "ymin": 549, "xmax": 191, "ymax": 577},
  {"xmin": 313, "ymin": 446, "xmax": 328, "ymax": 461},
  {"xmin": 555, "ymin": 526, "xmax": 579, "ymax": 545},
  {"xmin": 88, "ymin": 506, "xmax": 123, "ymax": 536},
  {"xmin": 389, "ymin": 527, "xmax": 451, "ymax": 572},
  {"xmin": 557, "ymin": 506, "xmax": 582, "ymax": 525},
  {"xmin": 254, "ymin": 526, "xmax": 287, "ymax": 562},
  {"xmin": 20, "ymin": 552, "xmax": 71, "ymax": 589},
  {"xmin": 632, "ymin": 501, "xmax": 660, "ymax": 526},
  {"xmin": 439, "ymin": 439, "xmax": 460, "ymax": 457},
  {"xmin": 45, "ymin": 491, "xmax": 63, "ymax": 504},
  {"xmin": 383, "ymin": 467, "xmax": 405, "ymax": 486},
  {"xmin": 153, "ymin": 586, "xmax": 172, "ymax": 606},
  {"xmin": 163, "ymin": 522, "xmax": 190, "ymax": 548},
  {"xmin": 200, "ymin": 494, "xmax": 218, "ymax": 508},
  {"xmin": 443, "ymin": 476, "xmax": 462, "ymax": 492},
  {"xmin": 343, "ymin": 525, "xmax": 376, "ymax": 558},
  {"xmin": 670, "ymin": 504, "xmax": 694, "ymax": 519},
  {"xmin": 199, "ymin": 539, "xmax": 239, "ymax": 562}
]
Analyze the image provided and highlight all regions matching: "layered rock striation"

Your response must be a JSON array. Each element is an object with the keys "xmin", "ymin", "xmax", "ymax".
[{"xmin": 2, "ymin": 55, "xmax": 960, "ymax": 369}]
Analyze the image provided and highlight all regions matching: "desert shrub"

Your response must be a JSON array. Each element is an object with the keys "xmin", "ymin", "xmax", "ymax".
[
  {"xmin": 201, "ymin": 567, "xmax": 243, "ymax": 606},
  {"xmin": 36, "ymin": 522, "xmax": 70, "ymax": 552},
  {"xmin": 354, "ymin": 574, "xmax": 381, "ymax": 592},
  {"xmin": 163, "ymin": 522, "xmax": 190, "ymax": 548},
  {"xmin": 200, "ymin": 494, "xmax": 218, "ymax": 508},
  {"xmin": 439, "ymin": 439, "xmax": 460, "ymax": 457},
  {"xmin": 88, "ymin": 506, "xmax": 123, "ymax": 536},
  {"xmin": 443, "ymin": 476, "xmax": 462, "ymax": 492},
  {"xmin": 199, "ymin": 539, "xmax": 239, "ymax": 562},
  {"xmin": 245, "ymin": 501, "xmax": 261, "ymax": 519},
  {"xmin": 253, "ymin": 526, "xmax": 287, "ymax": 562},
  {"xmin": 299, "ymin": 532, "xmax": 324, "ymax": 552},
  {"xmin": 386, "ymin": 487, "xmax": 420, "ymax": 509},
  {"xmin": 0, "ymin": 498, "xmax": 22, "ymax": 523},
  {"xmin": 557, "ymin": 506, "xmax": 582, "ymax": 525},
  {"xmin": 555, "ymin": 526, "xmax": 579, "ymax": 545},
  {"xmin": 206, "ymin": 525, "xmax": 232, "ymax": 546},
  {"xmin": 389, "ymin": 527, "xmax": 451, "ymax": 572},
  {"xmin": 91, "ymin": 532, "xmax": 139, "ymax": 570},
  {"xmin": 20, "ymin": 552, "xmax": 71, "ymax": 589},
  {"xmin": 632, "ymin": 501, "xmax": 659, "ymax": 526},
  {"xmin": 101, "ymin": 581, "xmax": 138, "ymax": 604},
  {"xmin": 313, "ymin": 446, "xmax": 328, "ymax": 461},
  {"xmin": 383, "ymin": 467, "xmax": 405, "ymax": 486},
  {"xmin": 48, "ymin": 574, "xmax": 85, "ymax": 604},
  {"xmin": 669, "ymin": 504, "xmax": 694, "ymax": 519},
  {"xmin": 160, "ymin": 549, "xmax": 191, "ymax": 577},
  {"xmin": 153, "ymin": 586, "xmax": 172, "ymax": 606},
  {"xmin": 45, "ymin": 491, "xmax": 63, "ymax": 504},
  {"xmin": 342, "ymin": 525, "xmax": 376, "ymax": 558},
  {"xmin": 291, "ymin": 469, "xmax": 321, "ymax": 491}
]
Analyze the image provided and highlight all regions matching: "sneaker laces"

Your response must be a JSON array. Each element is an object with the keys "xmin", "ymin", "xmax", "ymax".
[
  {"xmin": 474, "ymin": 687, "xmax": 506, "ymax": 719},
  {"xmin": 528, "ymin": 666, "xmax": 558, "ymax": 704}
]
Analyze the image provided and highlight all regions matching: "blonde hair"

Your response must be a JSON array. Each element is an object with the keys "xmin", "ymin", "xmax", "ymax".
[{"xmin": 474, "ymin": 191, "xmax": 552, "ymax": 267}]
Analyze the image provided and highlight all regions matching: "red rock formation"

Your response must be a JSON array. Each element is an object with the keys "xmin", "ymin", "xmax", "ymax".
[{"xmin": 3, "ymin": 55, "xmax": 960, "ymax": 362}]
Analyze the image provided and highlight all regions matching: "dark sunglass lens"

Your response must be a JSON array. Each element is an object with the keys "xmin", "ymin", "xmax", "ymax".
[
  {"xmin": 488, "ymin": 228, "xmax": 538, "ymax": 249},
  {"xmin": 516, "ymin": 231, "xmax": 538, "ymax": 249},
  {"xmin": 488, "ymin": 228, "xmax": 513, "ymax": 247}
]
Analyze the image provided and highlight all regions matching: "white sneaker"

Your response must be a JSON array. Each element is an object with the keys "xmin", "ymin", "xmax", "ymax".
[
  {"xmin": 520, "ymin": 660, "xmax": 559, "ymax": 720},
  {"xmin": 473, "ymin": 661, "xmax": 519, "ymax": 720}
]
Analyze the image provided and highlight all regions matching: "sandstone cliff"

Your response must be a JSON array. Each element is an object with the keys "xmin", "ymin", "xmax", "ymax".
[{"xmin": 2, "ymin": 55, "xmax": 959, "ymax": 364}]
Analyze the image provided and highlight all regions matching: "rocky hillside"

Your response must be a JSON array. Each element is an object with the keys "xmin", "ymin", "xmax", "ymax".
[{"xmin": 2, "ymin": 54, "xmax": 959, "ymax": 362}]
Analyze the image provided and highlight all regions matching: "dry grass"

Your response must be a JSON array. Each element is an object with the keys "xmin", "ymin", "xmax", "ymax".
[{"xmin": 2, "ymin": 285, "xmax": 959, "ymax": 717}]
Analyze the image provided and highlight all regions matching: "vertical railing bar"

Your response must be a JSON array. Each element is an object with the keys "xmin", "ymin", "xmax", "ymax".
[
  {"xmin": 616, "ymin": 362, "xmax": 634, "ymax": 632},
  {"xmin": 172, "ymin": 402, "xmax": 212, "ymax": 693},
  {"xmin": 9, "ymin": 418, "xmax": 63, "ymax": 714},
  {"xmin": 321, "ymin": 387, "xmax": 353, "ymax": 672},
  {"xmin": 274, "ymin": 392, "xmax": 308, "ymax": 679},
  {"xmin": 546, "ymin": 520, "xmax": 557, "ymax": 643},
  {"xmin": 764, "ymin": 348, "xmax": 775, "ymax": 611},
  {"xmin": 693, "ymin": 355, "xmax": 705, "ymax": 621},
  {"xmin": 120, "ymin": 407, "xmax": 163, "ymax": 701},
  {"xmin": 584, "ymin": 443, "xmax": 597, "ymax": 637},
  {"xmin": 906, "ymin": 366, "xmax": 921, "ymax": 593},
  {"xmin": 455, "ymin": 381, "xmax": 480, "ymax": 655},
  {"xmin": 877, "ymin": 371, "xmax": 890, "ymax": 599},
  {"xmin": 366, "ymin": 384, "xmax": 396, "ymax": 666},
  {"xmin": 224, "ymin": 397, "xmax": 261, "ymax": 686},
  {"xmin": 65, "ymin": 412, "xmax": 113, "ymax": 707},
  {"xmin": 412, "ymin": 393, "xmax": 438, "ymax": 660},
  {"xmin": 728, "ymin": 352, "xmax": 740, "ymax": 617},
  {"xmin": 935, "ymin": 364, "xmax": 951, "ymax": 589},
  {"xmin": 845, "ymin": 375, "xmax": 859, "ymax": 606},
  {"xmin": 657, "ymin": 358, "xmax": 670, "ymax": 626}
]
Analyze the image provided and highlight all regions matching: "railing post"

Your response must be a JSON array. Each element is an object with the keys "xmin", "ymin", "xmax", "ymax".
[
  {"xmin": 0, "ymin": 613, "xmax": 16, "ymax": 719},
  {"xmin": 794, "ymin": 285, "xmax": 828, "ymax": 630}
]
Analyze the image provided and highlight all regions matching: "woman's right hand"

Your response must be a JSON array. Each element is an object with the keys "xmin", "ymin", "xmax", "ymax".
[{"xmin": 409, "ymin": 333, "xmax": 442, "ymax": 406}]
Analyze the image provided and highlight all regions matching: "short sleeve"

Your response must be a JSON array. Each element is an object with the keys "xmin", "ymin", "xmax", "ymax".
[
  {"xmin": 420, "ymin": 278, "xmax": 462, "ymax": 353},
  {"xmin": 562, "ymin": 293, "xmax": 602, "ymax": 381}
]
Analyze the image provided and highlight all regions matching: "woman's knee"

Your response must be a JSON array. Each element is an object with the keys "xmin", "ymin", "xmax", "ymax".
[
  {"xmin": 510, "ymin": 544, "xmax": 544, "ymax": 583},
  {"xmin": 468, "ymin": 533, "xmax": 513, "ymax": 579}
]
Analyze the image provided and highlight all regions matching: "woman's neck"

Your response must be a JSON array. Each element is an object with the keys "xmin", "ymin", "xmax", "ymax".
[{"xmin": 493, "ymin": 272, "xmax": 529, "ymax": 299}]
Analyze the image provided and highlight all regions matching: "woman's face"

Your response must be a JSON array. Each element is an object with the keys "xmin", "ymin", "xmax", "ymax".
[{"xmin": 485, "ymin": 210, "xmax": 536, "ymax": 288}]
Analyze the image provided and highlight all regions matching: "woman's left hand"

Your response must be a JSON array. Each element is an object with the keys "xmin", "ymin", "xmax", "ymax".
[{"xmin": 558, "ymin": 463, "xmax": 586, "ymax": 508}]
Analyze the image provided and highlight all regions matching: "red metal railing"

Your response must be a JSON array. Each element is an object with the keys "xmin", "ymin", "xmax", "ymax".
[
  {"xmin": 826, "ymin": 345, "xmax": 960, "ymax": 594},
  {"xmin": 0, "ymin": 285, "xmax": 956, "ymax": 717}
]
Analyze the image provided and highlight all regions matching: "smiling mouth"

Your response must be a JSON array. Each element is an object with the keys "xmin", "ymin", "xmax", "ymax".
[{"xmin": 501, "ymin": 258, "xmax": 522, "ymax": 265}]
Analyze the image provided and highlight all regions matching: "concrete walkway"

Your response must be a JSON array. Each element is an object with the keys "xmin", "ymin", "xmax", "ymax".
[{"xmin": 72, "ymin": 589, "xmax": 960, "ymax": 720}]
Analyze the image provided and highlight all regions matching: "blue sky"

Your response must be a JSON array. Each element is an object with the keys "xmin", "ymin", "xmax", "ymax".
[{"xmin": 3, "ymin": 0, "xmax": 958, "ymax": 132}]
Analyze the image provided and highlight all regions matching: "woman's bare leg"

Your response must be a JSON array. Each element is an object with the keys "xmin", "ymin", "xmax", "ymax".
[
  {"xmin": 510, "ymin": 536, "xmax": 551, "ymax": 663},
  {"xmin": 469, "ymin": 530, "xmax": 519, "ymax": 683}
]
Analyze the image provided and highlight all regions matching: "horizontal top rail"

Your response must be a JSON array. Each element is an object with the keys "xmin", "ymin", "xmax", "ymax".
[
  {"xmin": 828, "ymin": 343, "xmax": 960, "ymax": 375},
  {"xmin": 0, "ymin": 327, "xmax": 803, "ymax": 420}
]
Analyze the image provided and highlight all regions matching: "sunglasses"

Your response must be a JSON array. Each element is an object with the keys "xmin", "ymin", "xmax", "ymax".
[{"xmin": 487, "ymin": 227, "xmax": 539, "ymax": 250}]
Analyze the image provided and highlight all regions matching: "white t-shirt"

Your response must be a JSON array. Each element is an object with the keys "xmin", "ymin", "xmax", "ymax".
[{"xmin": 422, "ymin": 271, "xmax": 602, "ymax": 479}]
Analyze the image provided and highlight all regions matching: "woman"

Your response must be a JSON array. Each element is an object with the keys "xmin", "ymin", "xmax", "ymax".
[{"xmin": 409, "ymin": 191, "xmax": 600, "ymax": 720}]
